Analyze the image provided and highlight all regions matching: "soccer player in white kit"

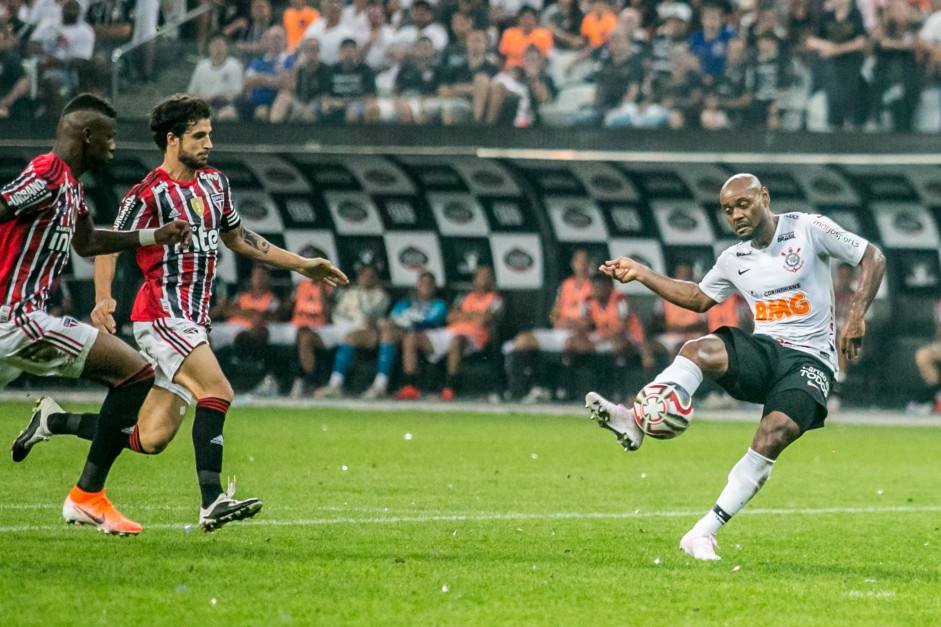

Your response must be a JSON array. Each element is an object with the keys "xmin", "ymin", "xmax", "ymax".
[{"xmin": 585, "ymin": 173, "xmax": 886, "ymax": 560}]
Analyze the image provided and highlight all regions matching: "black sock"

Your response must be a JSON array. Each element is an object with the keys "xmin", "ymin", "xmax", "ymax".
[
  {"xmin": 193, "ymin": 397, "xmax": 229, "ymax": 508},
  {"xmin": 77, "ymin": 365, "xmax": 154, "ymax": 492},
  {"xmin": 403, "ymin": 373, "xmax": 417, "ymax": 387},
  {"xmin": 48, "ymin": 412, "xmax": 98, "ymax": 440}
]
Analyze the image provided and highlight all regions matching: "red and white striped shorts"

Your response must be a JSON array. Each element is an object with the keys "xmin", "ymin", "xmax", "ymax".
[
  {"xmin": 133, "ymin": 317, "xmax": 208, "ymax": 405},
  {"xmin": 0, "ymin": 310, "xmax": 98, "ymax": 388}
]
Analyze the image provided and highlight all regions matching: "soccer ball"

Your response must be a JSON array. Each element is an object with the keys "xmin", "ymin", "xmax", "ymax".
[{"xmin": 632, "ymin": 382, "xmax": 694, "ymax": 439}]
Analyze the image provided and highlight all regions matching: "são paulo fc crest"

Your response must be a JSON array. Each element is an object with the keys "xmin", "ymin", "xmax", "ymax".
[{"xmin": 781, "ymin": 247, "xmax": 804, "ymax": 273}]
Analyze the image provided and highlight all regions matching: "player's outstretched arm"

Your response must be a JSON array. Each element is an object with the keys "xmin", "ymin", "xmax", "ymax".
[
  {"xmin": 91, "ymin": 253, "xmax": 119, "ymax": 334},
  {"xmin": 72, "ymin": 215, "xmax": 192, "ymax": 256},
  {"xmin": 221, "ymin": 225, "xmax": 349, "ymax": 287},
  {"xmin": 838, "ymin": 243, "xmax": 886, "ymax": 362},
  {"xmin": 601, "ymin": 256, "xmax": 715, "ymax": 313}
]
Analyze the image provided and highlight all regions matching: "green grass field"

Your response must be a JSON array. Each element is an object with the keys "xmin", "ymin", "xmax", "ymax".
[{"xmin": 2, "ymin": 400, "xmax": 941, "ymax": 626}]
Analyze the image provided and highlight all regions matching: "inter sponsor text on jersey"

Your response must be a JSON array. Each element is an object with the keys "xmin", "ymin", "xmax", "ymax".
[
  {"xmin": 0, "ymin": 153, "xmax": 87, "ymax": 317},
  {"xmin": 699, "ymin": 212, "xmax": 867, "ymax": 374},
  {"xmin": 114, "ymin": 167, "xmax": 241, "ymax": 327}
]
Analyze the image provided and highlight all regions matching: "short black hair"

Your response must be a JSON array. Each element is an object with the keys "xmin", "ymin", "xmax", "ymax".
[
  {"xmin": 149, "ymin": 93, "xmax": 212, "ymax": 151},
  {"xmin": 411, "ymin": 0, "xmax": 432, "ymax": 11},
  {"xmin": 339, "ymin": 37, "xmax": 358, "ymax": 48},
  {"xmin": 61, "ymin": 93, "xmax": 116, "ymax": 119}
]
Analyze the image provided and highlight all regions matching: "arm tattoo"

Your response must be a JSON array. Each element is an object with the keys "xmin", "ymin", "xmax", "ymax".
[{"xmin": 240, "ymin": 226, "xmax": 270, "ymax": 255}]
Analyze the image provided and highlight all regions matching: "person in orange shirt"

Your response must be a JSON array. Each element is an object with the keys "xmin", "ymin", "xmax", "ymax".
[
  {"xmin": 283, "ymin": 0, "xmax": 320, "ymax": 53},
  {"xmin": 286, "ymin": 277, "xmax": 333, "ymax": 398},
  {"xmin": 498, "ymin": 6, "xmax": 554, "ymax": 68},
  {"xmin": 394, "ymin": 265, "xmax": 504, "ymax": 401},
  {"xmin": 505, "ymin": 249, "xmax": 594, "ymax": 402},
  {"xmin": 581, "ymin": 0, "xmax": 619, "ymax": 49},
  {"xmin": 651, "ymin": 263, "xmax": 709, "ymax": 359}
]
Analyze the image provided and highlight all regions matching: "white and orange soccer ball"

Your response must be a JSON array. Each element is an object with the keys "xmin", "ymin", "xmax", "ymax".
[{"xmin": 632, "ymin": 382, "xmax": 694, "ymax": 439}]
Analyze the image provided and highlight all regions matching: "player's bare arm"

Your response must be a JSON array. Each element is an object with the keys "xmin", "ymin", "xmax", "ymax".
[
  {"xmin": 220, "ymin": 225, "xmax": 349, "ymax": 287},
  {"xmin": 601, "ymin": 256, "xmax": 717, "ymax": 313},
  {"xmin": 838, "ymin": 243, "xmax": 886, "ymax": 362},
  {"xmin": 91, "ymin": 253, "xmax": 119, "ymax": 334},
  {"xmin": 71, "ymin": 214, "xmax": 193, "ymax": 256}
]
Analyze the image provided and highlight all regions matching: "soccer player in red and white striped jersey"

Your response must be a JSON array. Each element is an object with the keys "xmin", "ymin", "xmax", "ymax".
[
  {"xmin": 16, "ymin": 94, "xmax": 348, "ymax": 531},
  {"xmin": 4, "ymin": 93, "xmax": 192, "ymax": 536}
]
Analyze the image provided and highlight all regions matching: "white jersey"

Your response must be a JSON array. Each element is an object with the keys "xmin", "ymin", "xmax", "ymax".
[{"xmin": 699, "ymin": 212, "xmax": 867, "ymax": 374}]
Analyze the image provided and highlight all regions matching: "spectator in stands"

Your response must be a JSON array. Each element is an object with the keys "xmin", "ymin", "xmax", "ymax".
[
  {"xmin": 0, "ymin": 0, "xmax": 29, "ymax": 49},
  {"xmin": 288, "ymin": 276, "xmax": 333, "ymax": 399},
  {"xmin": 197, "ymin": 0, "xmax": 249, "ymax": 56},
  {"xmin": 805, "ymin": 0, "xmax": 867, "ymax": 131},
  {"xmin": 438, "ymin": 28, "xmax": 497, "ymax": 125},
  {"xmin": 450, "ymin": 0, "xmax": 489, "ymax": 33},
  {"xmin": 700, "ymin": 36, "xmax": 753, "ymax": 130},
  {"xmin": 505, "ymin": 248, "xmax": 594, "ymax": 403},
  {"xmin": 241, "ymin": 24, "xmax": 294, "ymax": 122},
  {"xmin": 225, "ymin": 0, "xmax": 274, "ymax": 62},
  {"xmin": 360, "ymin": 2, "xmax": 395, "ymax": 71},
  {"xmin": 0, "ymin": 20, "xmax": 29, "ymax": 119},
  {"xmin": 392, "ymin": 0, "xmax": 449, "ymax": 52},
  {"xmin": 490, "ymin": 0, "xmax": 544, "ymax": 31},
  {"xmin": 341, "ymin": 0, "xmax": 369, "ymax": 33},
  {"xmin": 688, "ymin": 2, "xmax": 735, "ymax": 84},
  {"xmin": 918, "ymin": 0, "xmax": 941, "ymax": 81},
  {"xmin": 750, "ymin": 32, "xmax": 789, "ymax": 129},
  {"xmin": 395, "ymin": 264, "xmax": 504, "ymax": 401},
  {"xmin": 869, "ymin": 0, "xmax": 921, "ymax": 132},
  {"xmin": 271, "ymin": 35, "xmax": 329, "ymax": 122},
  {"xmin": 211, "ymin": 264, "xmax": 286, "ymax": 396},
  {"xmin": 649, "ymin": 2, "xmax": 691, "ymax": 86},
  {"xmin": 315, "ymin": 264, "xmax": 390, "ymax": 398},
  {"xmin": 499, "ymin": 7, "xmax": 553, "ymax": 69},
  {"xmin": 572, "ymin": 28, "xmax": 644, "ymax": 126},
  {"xmin": 283, "ymin": 0, "xmax": 319, "ymax": 54},
  {"xmin": 609, "ymin": 41, "xmax": 702, "ymax": 128},
  {"xmin": 392, "ymin": 36, "xmax": 441, "ymax": 123},
  {"xmin": 29, "ymin": 0, "xmax": 96, "ymax": 117},
  {"xmin": 543, "ymin": 0, "xmax": 585, "ymax": 51},
  {"xmin": 480, "ymin": 43, "xmax": 556, "ymax": 126},
  {"xmin": 302, "ymin": 0, "xmax": 360, "ymax": 65},
  {"xmin": 650, "ymin": 262, "xmax": 709, "ymax": 359},
  {"xmin": 187, "ymin": 32, "xmax": 243, "ymax": 121},
  {"xmin": 581, "ymin": 0, "xmax": 618, "ymax": 51},
  {"xmin": 85, "ymin": 0, "xmax": 132, "ymax": 89},
  {"xmin": 324, "ymin": 37, "xmax": 378, "ymax": 124},
  {"xmin": 910, "ymin": 299, "xmax": 941, "ymax": 415},
  {"xmin": 361, "ymin": 271, "xmax": 448, "ymax": 399}
]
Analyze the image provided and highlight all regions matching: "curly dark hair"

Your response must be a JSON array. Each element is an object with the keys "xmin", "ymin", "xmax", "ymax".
[{"xmin": 149, "ymin": 94, "xmax": 212, "ymax": 151}]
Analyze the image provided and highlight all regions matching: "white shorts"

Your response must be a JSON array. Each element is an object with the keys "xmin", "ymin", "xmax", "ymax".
[
  {"xmin": 424, "ymin": 328, "xmax": 484, "ymax": 364},
  {"xmin": 309, "ymin": 322, "xmax": 355, "ymax": 349},
  {"xmin": 0, "ymin": 310, "xmax": 98, "ymax": 388},
  {"xmin": 502, "ymin": 329, "xmax": 575, "ymax": 355},
  {"xmin": 133, "ymin": 318, "xmax": 208, "ymax": 405}
]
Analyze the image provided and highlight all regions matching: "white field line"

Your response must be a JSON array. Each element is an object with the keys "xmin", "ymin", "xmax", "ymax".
[{"xmin": 1, "ymin": 505, "xmax": 940, "ymax": 534}]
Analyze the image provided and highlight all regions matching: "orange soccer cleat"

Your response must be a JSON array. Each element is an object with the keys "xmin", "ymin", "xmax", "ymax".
[
  {"xmin": 62, "ymin": 487, "xmax": 142, "ymax": 536},
  {"xmin": 440, "ymin": 387, "xmax": 455, "ymax": 401},
  {"xmin": 393, "ymin": 385, "xmax": 421, "ymax": 400}
]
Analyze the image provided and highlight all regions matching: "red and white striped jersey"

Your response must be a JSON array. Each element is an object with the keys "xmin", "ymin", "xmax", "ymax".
[
  {"xmin": 114, "ymin": 167, "xmax": 241, "ymax": 327},
  {"xmin": 0, "ymin": 153, "xmax": 87, "ymax": 317}
]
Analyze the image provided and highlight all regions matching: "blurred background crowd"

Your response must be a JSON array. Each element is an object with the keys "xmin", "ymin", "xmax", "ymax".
[{"xmin": 3, "ymin": 0, "xmax": 941, "ymax": 130}]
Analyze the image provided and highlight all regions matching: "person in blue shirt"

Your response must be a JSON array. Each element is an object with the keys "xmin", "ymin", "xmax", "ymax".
[
  {"xmin": 361, "ymin": 271, "xmax": 448, "ymax": 399},
  {"xmin": 688, "ymin": 2, "xmax": 735, "ymax": 84},
  {"xmin": 242, "ymin": 25, "xmax": 295, "ymax": 121}
]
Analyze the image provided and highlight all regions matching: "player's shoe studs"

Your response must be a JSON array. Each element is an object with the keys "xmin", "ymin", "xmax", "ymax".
[
  {"xmin": 679, "ymin": 529, "xmax": 721, "ymax": 561},
  {"xmin": 199, "ymin": 493, "xmax": 263, "ymax": 532},
  {"xmin": 11, "ymin": 397, "xmax": 62, "ymax": 462},
  {"xmin": 62, "ymin": 487, "xmax": 142, "ymax": 536},
  {"xmin": 584, "ymin": 391, "xmax": 644, "ymax": 451}
]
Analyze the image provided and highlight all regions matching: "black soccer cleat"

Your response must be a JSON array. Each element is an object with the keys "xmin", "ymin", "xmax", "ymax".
[{"xmin": 11, "ymin": 397, "xmax": 61, "ymax": 462}]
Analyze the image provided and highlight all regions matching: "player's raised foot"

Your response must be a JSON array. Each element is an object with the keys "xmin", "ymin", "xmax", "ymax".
[
  {"xmin": 393, "ymin": 385, "xmax": 421, "ymax": 400},
  {"xmin": 62, "ymin": 487, "xmax": 142, "ymax": 536},
  {"xmin": 11, "ymin": 397, "xmax": 62, "ymax": 462},
  {"xmin": 199, "ymin": 493, "xmax": 263, "ymax": 532},
  {"xmin": 584, "ymin": 391, "xmax": 644, "ymax": 451},
  {"xmin": 679, "ymin": 528, "xmax": 721, "ymax": 561}
]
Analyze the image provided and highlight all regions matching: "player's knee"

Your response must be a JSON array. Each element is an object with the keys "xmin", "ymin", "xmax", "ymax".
[
  {"xmin": 514, "ymin": 333, "xmax": 537, "ymax": 352},
  {"xmin": 678, "ymin": 336, "xmax": 726, "ymax": 372}
]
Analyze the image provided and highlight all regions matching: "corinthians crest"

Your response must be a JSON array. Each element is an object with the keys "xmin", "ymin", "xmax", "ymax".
[{"xmin": 781, "ymin": 247, "xmax": 804, "ymax": 273}]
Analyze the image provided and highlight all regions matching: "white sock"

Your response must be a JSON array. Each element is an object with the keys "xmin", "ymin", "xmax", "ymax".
[
  {"xmin": 328, "ymin": 372, "xmax": 345, "ymax": 388},
  {"xmin": 373, "ymin": 373, "xmax": 389, "ymax": 391},
  {"xmin": 694, "ymin": 448, "xmax": 775, "ymax": 536},
  {"xmin": 652, "ymin": 355, "xmax": 704, "ymax": 396}
]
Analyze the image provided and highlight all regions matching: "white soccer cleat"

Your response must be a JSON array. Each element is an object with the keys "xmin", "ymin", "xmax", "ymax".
[
  {"xmin": 679, "ymin": 529, "xmax": 721, "ymax": 561},
  {"xmin": 199, "ymin": 492, "xmax": 263, "ymax": 532},
  {"xmin": 584, "ymin": 391, "xmax": 644, "ymax": 451},
  {"xmin": 359, "ymin": 385, "xmax": 387, "ymax": 400},
  {"xmin": 11, "ymin": 397, "xmax": 62, "ymax": 462}
]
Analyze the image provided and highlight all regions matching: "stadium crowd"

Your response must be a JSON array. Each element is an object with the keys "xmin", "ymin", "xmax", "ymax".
[{"xmin": 2, "ymin": 0, "xmax": 941, "ymax": 130}]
